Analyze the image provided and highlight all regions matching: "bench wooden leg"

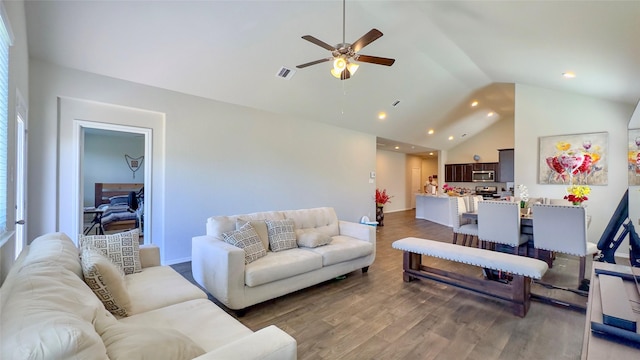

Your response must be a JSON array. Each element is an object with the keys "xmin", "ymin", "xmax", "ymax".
[
  {"xmin": 402, "ymin": 251, "xmax": 422, "ymax": 282},
  {"xmin": 452, "ymin": 232, "xmax": 458, "ymax": 244}
]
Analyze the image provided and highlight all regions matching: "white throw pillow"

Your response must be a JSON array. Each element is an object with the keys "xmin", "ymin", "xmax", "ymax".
[
  {"xmin": 265, "ymin": 219, "xmax": 298, "ymax": 252},
  {"xmin": 81, "ymin": 247, "xmax": 131, "ymax": 317},
  {"xmin": 297, "ymin": 230, "xmax": 332, "ymax": 248},
  {"xmin": 99, "ymin": 321, "xmax": 205, "ymax": 360},
  {"xmin": 222, "ymin": 222, "xmax": 267, "ymax": 264},
  {"xmin": 79, "ymin": 229, "xmax": 141, "ymax": 274},
  {"xmin": 236, "ymin": 219, "xmax": 269, "ymax": 251}
]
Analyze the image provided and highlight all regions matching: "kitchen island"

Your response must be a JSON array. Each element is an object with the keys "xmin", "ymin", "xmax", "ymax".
[{"xmin": 415, "ymin": 194, "xmax": 457, "ymax": 226}]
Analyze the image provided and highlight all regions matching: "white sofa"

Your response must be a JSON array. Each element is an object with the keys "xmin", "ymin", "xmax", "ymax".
[
  {"xmin": 192, "ymin": 207, "xmax": 376, "ymax": 311},
  {"xmin": 0, "ymin": 232, "xmax": 297, "ymax": 360}
]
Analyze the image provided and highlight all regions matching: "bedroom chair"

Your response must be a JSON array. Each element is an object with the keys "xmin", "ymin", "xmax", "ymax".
[
  {"xmin": 477, "ymin": 200, "xmax": 529, "ymax": 255},
  {"xmin": 451, "ymin": 197, "xmax": 478, "ymax": 247},
  {"xmin": 531, "ymin": 204, "xmax": 598, "ymax": 289}
]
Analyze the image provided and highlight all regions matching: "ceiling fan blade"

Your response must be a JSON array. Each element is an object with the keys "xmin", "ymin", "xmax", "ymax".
[
  {"xmin": 355, "ymin": 54, "xmax": 395, "ymax": 66},
  {"xmin": 301, "ymin": 35, "xmax": 336, "ymax": 51},
  {"xmin": 350, "ymin": 29, "xmax": 383, "ymax": 53},
  {"xmin": 296, "ymin": 58, "xmax": 332, "ymax": 69}
]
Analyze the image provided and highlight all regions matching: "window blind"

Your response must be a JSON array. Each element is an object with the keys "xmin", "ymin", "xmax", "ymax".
[{"xmin": 0, "ymin": 14, "xmax": 10, "ymax": 234}]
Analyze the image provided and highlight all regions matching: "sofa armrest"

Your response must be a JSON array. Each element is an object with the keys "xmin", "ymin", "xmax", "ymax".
[
  {"xmin": 339, "ymin": 220, "xmax": 375, "ymax": 244},
  {"xmin": 191, "ymin": 235, "xmax": 246, "ymax": 309},
  {"xmin": 193, "ymin": 325, "xmax": 297, "ymax": 360},
  {"xmin": 139, "ymin": 245, "xmax": 160, "ymax": 268}
]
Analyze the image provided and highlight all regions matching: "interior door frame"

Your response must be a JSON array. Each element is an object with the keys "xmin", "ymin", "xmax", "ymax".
[
  {"xmin": 76, "ymin": 121, "xmax": 152, "ymax": 243},
  {"xmin": 58, "ymin": 97, "xmax": 165, "ymax": 248}
]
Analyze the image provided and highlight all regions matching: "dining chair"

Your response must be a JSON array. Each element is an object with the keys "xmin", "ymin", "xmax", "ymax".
[
  {"xmin": 531, "ymin": 204, "xmax": 598, "ymax": 289},
  {"xmin": 477, "ymin": 200, "xmax": 529, "ymax": 255},
  {"xmin": 546, "ymin": 198, "xmax": 571, "ymax": 205},
  {"xmin": 470, "ymin": 195, "xmax": 483, "ymax": 212},
  {"xmin": 451, "ymin": 197, "xmax": 478, "ymax": 246}
]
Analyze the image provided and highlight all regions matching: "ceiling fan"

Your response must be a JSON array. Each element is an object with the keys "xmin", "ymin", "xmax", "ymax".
[{"xmin": 296, "ymin": 0, "xmax": 395, "ymax": 80}]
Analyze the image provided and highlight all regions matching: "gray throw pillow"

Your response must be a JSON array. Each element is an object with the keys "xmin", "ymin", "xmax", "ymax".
[
  {"xmin": 265, "ymin": 219, "xmax": 298, "ymax": 252},
  {"xmin": 222, "ymin": 222, "xmax": 267, "ymax": 264}
]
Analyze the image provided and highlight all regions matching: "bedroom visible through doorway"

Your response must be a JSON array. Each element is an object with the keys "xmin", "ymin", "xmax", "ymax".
[{"xmin": 82, "ymin": 128, "xmax": 146, "ymax": 243}]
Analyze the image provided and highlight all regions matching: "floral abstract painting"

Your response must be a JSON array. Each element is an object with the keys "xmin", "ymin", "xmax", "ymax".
[
  {"xmin": 629, "ymin": 128, "xmax": 640, "ymax": 186},
  {"xmin": 538, "ymin": 132, "xmax": 608, "ymax": 185}
]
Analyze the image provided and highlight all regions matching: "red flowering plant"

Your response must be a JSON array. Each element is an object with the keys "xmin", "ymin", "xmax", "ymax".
[{"xmin": 375, "ymin": 188, "xmax": 393, "ymax": 207}]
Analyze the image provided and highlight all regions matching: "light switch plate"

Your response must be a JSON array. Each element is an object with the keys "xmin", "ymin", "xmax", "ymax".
[{"xmin": 370, "ymin": 171, "xmax": 376, "ymax": 179}]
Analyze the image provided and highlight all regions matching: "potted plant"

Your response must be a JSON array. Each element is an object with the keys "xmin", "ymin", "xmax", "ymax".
[{"xmin": 375, "ymin": 188, "xmax": 393, "ymax": 226}]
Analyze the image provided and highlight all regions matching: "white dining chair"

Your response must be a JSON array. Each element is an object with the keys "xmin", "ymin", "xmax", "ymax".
[
  {"xmin": 477, "ymin": 200, "xmax": 529, "ymax": 255},
  {"xmin": 451, "ymin": 197, "xmax": 478, "ymax": 246},
  {"xmin": 531, "ymin": 204, "xmax": 598, "ymax": 288},
  {"xmin": 470, "ymin": 195, "xmax": 483, "ymax": 213}
]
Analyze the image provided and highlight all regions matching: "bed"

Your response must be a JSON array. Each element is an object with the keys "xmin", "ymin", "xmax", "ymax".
[{"xmin": 94, "ymin": 183, "xmax": 144, "ymax": 233}]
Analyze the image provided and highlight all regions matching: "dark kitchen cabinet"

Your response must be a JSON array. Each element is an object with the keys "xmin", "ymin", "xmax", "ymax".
[
  {"xmin": 445, "ymin": 164, "xmax": 473, "ymax": 182},
  {"xmin": 498, "ymin": 149, "xmax": 514, "ymax": 182}
]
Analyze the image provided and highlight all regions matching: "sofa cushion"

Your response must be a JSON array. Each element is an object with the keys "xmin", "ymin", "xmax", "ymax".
[
  {"xmin": 236, "ymin": 219, "xmax": 269, "ymax": 250},
  {"xmin": 206, "ymin": 211, "xmax": 284, "ymax": 237},
  {"xmin": 282, "ymin": 207, "xmax": 340, "ymax": 237},
  {"xmin": 21, "ymin": 232, "xmax": 84, "ymax": 278},
  {"xmin": 80, "ymin": 247, "xmax": 131, "ymax": 317},
  {"xmin": 79, "ymin": 229, "xmax": 142, "ymax": 274},
  {"xmin": 307, "ymin": 235, "xmax": 374, "ymax": 266},
  {"xmin": 125, "ymin": 266, "xmax": 207, "ymax": 315},
  {"xmin": 222, "ymin": 222, "xmax": 267, "ymax": 264},
  {"xmin": 265, "ymin": 219, "xmax": 298, "ymax": 252},
  {"xmin": 98, "ymin": 321, "xmax": 205, "ymax": 360},
  {"xmin": 296, "ymin": 229, "xmax": 332, "ymax": 248},
  {"xmin": 245, "ymin": 248, "xmax": 323, "ymax": 287},
  {"xmin": 0, "ymin": 264, "xmax": 107, "ymax": 360},
  {"xmin": 120, "ymin": 299, "xmax": 254, "ymax": 353}
]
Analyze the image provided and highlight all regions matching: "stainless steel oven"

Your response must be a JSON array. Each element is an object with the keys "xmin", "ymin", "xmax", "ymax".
[{"xmin": 472, "ymin": 170, "xmax": 495, "ymax": 182}]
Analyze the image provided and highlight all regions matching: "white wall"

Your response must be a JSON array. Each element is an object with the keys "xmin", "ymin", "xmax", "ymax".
[
  {"xmin": 515, "ymin": 84, "xmax": 634, "ymax": 254},
  {"xmin": 446, "ymin": 116, "xmax": 515, "ymax": 164},
  {"xmin": 1, "ymin": 0, "xmax": 29, "ymax": 283},
  {"xmin": 83, "ymin": 132, "xmax": 145, "ymax": 206},
  {"xmin": 28, "ymin": 59, "xmax": 377, "ymax": 264},
  {"xmin": 375, "ymin": 149, "xmax": 407, "ymax": 213}
]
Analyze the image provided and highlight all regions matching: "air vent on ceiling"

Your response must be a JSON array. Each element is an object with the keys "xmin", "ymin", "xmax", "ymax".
[
  {"xmin": 392, "ymin": 100, "xmax": 400, "ymax": 107},
  {"xmin": 276, "ymin": 66, "xmax": 296, "ymax": 80}
]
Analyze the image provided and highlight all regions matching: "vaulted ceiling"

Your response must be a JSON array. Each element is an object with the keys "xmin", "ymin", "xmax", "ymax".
[{"xmin": 24, "ymin": 1, "xmax": 640, "ymax": 155}]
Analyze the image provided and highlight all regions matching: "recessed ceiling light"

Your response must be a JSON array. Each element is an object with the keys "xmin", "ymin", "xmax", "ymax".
[
  {"xmin": 394, "ymin": 146, "xmax": 400, "ymax": 150},
  {"xmin": 448, "ymin": 136, "xmax": 454, "ymax": 140},
  {"xmin": 487, "ymin": 112, "xmax": 495, "ymax": 117},
  {"xmin": 378, "ymin": 112, "xmax": 387, "ymax": 120},
  {"xmin": 562, "ymin": 72, "xmax": 576, "ymax": 78},
  {"xmin": 428, "ymin": 129, "xmax": 434, "ymax": 135},
  {"xmin": 429, "ymin": 152, "xmax": 434, "ymax": 156},
  {"xmin": 471, "ymin": 101, "xmax": 479, "ymax": 107}
]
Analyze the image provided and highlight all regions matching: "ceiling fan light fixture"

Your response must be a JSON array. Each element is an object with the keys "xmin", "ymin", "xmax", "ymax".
[
  {"xmin": 347, "ymin": 61, "xmax": 359, "ymax": 75},
  {"xmin": 333, "ymin": 56, "xmax": 347, "ymax": 72}
]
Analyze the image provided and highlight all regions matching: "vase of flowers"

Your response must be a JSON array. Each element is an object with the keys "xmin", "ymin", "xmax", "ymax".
[
  {"xmin": 518, "ymin": 184, "xmax": 530, "ymax": 215},
  {"xmin": 564, "ymin": 185, "xmax": 590, "ymax": 206},
  {"xmin": 375, "ymin": 188, "xmax": 393, "ymax": 226}
]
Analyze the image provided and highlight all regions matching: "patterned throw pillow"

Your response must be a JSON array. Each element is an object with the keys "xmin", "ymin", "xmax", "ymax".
[
  {"xmin": 79, "ymin": 229, "xmax": 141, "ymax": 275},
  {"xmin": 222, "ymin": 222, "xmax": 267, "ymax": 264},
  {"xmin": 81, "ymin": 247, "xmax": 130, "ymax": 317},
  {"xmin": 236, "ymin": 219, "xmax": 269, "ymax": 251},
  {"xmin": 265, "ymin": 219, "xmax": 298, "ymax": 252}
]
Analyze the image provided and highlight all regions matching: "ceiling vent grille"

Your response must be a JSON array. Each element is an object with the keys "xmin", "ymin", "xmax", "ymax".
[{"xmin": 276, "ymin": 66, "xmax": 296, "ymax": 80}]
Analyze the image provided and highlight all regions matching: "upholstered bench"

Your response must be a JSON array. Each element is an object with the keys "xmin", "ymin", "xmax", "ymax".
[{"xmin": 392, "ymin": 237, "xmax": 548, "ymax": 317}]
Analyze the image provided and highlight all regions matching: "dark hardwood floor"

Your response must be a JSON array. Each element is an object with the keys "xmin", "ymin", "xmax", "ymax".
[{"xmin": 173, "ymin": 209, "xmax": 588, "ymax": 360}]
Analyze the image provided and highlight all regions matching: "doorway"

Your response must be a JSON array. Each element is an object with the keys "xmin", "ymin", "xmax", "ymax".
[{"xmin": 58, "ymin": 97, "xmax": 165, "ymax": 247}]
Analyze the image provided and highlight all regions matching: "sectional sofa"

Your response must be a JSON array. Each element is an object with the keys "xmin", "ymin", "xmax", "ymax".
[{"xmin": 0, "ymin": 232, "xmax": 297, "ymax": 359}]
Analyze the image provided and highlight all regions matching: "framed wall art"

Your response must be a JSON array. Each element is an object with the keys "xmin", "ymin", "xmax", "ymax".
[
  {"xmin": 538, "ymin": 131, "xmax": 608, "ymax": 185},
  {"xmin": 629, "ymin": 128, "xmax": 640, "ymax": 186}
]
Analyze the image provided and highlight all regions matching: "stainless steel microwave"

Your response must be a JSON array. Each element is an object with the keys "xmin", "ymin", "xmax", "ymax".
[{"xmin": 472, "ymin": 170, "xmax": 495, "ymax": 182}]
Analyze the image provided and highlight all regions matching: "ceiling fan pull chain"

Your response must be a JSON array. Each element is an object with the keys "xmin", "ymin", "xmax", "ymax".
[{"xmin": 342, "ymin": 0, "xmax": 346, "ymax": 44}]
